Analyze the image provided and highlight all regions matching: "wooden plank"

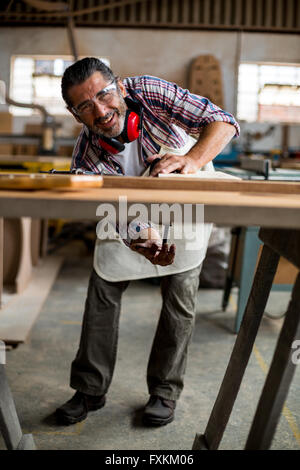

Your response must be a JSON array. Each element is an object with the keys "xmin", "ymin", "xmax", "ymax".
[
  {"xmin": 0, "ymin": 112, "xmax": 13, "ymax": 156},
  {"xmin": 1, "ymin": 187, "xmax": 300, "ymax": 208},
  {"xmin": 102, "ymin": 175, "xmax": 300, "ymax": 195},
  {"xmin": 0, "ymin": 173, "xmax": 103, "ymax": 190},
  {"xmin": 279, "ymin": 160, "xmax": 300, "ymax": 170},
  {"xmin": 0, "ymin": 255, "xmax": 64, "ymax": 344},
  {"xmin": 0, "ymin": 186, "xmax": 297, "ymax": 206},
  {"xmin": 0, "ymin": 185, "xmax": 300, "ymax": 228}
]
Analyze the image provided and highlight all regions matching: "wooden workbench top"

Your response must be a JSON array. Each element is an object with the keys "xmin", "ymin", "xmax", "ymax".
[{"xmin": 0, "ymin": 176, "xmax": 300, "ymax": 228}]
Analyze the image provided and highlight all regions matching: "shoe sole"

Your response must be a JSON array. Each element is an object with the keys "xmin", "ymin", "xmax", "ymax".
[
  {"xmin": 142, "ymin": 414, "xmax": 174, "ymax": 426},
  {"xmin": 56, "ymin": 410, "xmax": 87, "ymax": 425},
  {"xmin": 56, "ymin": 399, "xmax": 106, "ymax": 425}
]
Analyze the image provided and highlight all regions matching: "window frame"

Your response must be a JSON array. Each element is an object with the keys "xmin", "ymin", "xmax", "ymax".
[
  {"xmin": 9, "ymin": 54, "xmax": 110, "ymax": 117},
  {"xmin": 237, "ymin": 61, "xmax": 300, "ymax": 124}
]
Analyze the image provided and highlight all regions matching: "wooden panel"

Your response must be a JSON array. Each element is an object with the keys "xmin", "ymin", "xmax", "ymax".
[
  {"xmin": 253, "ymin": 245, "xmax": 298, "ymax": 285},
  {"xmin": 259, "ymin": 228, "xmax": 300, "ymax": 270},
  {"xmin": 0, "ymin": 113, "xmax": 13, "ymax": 134},
  {"xmin": 274, "ymin": 257, "xmax": 298, "ymax": 284},
  {"xmin": 0, "ymin": 112, "xmax": 13, "ymax": 156},
  {"xmin": 189, "ymin": 55, "xmax": 224, "ymax": 108}
]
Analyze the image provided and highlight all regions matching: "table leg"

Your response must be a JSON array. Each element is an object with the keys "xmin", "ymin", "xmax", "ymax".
[
  {"xmin": 245, "ymin": 271, "xmax": 300, "ymax": 449},
  {"xmin": 0, "ymin": 218, "xmax": 3, "ymax": 308},
  {"xmin": 193, "ymin": 243, "xmax": 280, "ymax": 450},
  {"xmin": 234, "ymin": 227, "xmax": 262, "ymax": 333},
  {"xmin": 222, "ymin": 227, "xmax": 241, "ymax": 312},
  {"xmin": 0, "ymin": 361, "xmax": 36, "ymax": 450}
]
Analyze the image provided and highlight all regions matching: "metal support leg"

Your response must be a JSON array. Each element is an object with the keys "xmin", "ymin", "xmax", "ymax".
[{"xmin": 193, "ymin": 244, "xmax": 280, "ymax": 450}]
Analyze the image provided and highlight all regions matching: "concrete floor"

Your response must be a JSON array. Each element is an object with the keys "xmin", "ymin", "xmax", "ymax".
[{"xmin": 0, "ymin": 251, "xmax": 299, "ymax": 451}]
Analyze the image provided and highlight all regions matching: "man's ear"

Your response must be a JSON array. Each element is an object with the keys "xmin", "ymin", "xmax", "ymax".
[
  {"xmin": 117, "ymin": 79, "xmax": 127, "ymax": 98},
  {"xmin": 67, "ymin": 106, "xmax": 82, "ymax": 124}
]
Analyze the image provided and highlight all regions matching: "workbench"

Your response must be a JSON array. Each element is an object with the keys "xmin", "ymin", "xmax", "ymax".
[{"xmin": 0, "ymin": 175, "xmax": 299, "ymax": 450}]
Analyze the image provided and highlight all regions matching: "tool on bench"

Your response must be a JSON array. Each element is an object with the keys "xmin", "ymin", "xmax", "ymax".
[{"xmin": 39, "ymin": 168, "xmax": 95, "ymax": 175}]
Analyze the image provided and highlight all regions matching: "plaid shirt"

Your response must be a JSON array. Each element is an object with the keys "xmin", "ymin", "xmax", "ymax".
[{"xmin": 71, "ymin": 75, "xmax": 240, "ymax": 174}]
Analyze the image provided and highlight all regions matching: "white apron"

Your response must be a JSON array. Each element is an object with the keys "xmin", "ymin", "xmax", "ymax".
[{"xmin": 93, "ymin": 135, "xmax": 214, "ymax": 281}]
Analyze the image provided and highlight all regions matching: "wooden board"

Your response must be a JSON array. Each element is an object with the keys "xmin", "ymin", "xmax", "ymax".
[
  {"xmin": 0, "ymin": 173, "xmax": 103, "ymax": 190},
  {"xmin": 0, "ymin": 112, "xmax": 13, "ymax": 156},
  {"xmin": 102, "ymin": 175, "xmax": 300, "ymax": 194},
  {"xmin": 189, "ymin": 55, "xmax": 224, "ymax": 108},
  {"xmin": 280, "ymin": 160, "xmax": 300, "ymax": 170},
  {"xmin": 0, "ymin": 177, "xmax": 300, "ymax": 230},
  {"xmin": 1, "ymin": 185, "xmax": 300, "ymax": 229},
  {"xmin": 1, "ymin": 173, "xmax": 299, "ymax": 194}
]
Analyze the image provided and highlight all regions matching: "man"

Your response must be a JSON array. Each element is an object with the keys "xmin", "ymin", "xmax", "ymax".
[{"xmin": 56, "ymin": 57, "xmax": 239, "ymax": 426}]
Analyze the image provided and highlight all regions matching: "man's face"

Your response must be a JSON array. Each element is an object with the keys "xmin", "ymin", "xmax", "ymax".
[{"xmin": 68, "ymin": 71, "xmax": 127, "ymax": 139}]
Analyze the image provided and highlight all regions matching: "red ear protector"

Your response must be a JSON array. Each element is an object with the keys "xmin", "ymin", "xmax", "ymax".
[{"xmin": 98, "ymin": 109, "xmax": 140, "ymax": 154}]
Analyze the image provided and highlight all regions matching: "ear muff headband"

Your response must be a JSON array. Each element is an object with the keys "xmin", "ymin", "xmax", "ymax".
[{"xmin": 98, "ymin": 136, "xmax": 125, "ymax": 154}]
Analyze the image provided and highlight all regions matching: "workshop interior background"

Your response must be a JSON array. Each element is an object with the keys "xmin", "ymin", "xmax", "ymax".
[
  {"xmin": 0, "ymin": 0, "xmax": 299, "ymax": 161},
  {"xmin": 0, "ymin": 0, "xmax": 300, "ymax": 452}
]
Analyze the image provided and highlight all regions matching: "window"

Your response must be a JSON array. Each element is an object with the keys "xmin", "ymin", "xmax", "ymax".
[
  {"xmin": 237, "ymin": 63, "xmax": 300, "ymax": 123},
  {"xmin": 10, "ymin": 55, "xmax": 110, "ymax": 116}
]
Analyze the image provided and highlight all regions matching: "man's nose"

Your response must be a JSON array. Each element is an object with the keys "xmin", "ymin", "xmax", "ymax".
[{"xmin": 93, "ymin": 100, "xmax": 108, "ymax": 117}]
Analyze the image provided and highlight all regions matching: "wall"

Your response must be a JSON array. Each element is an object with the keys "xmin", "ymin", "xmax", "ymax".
[{"xmin": 0, "ymin": 26, "xmax": 299, "ymax": 153}]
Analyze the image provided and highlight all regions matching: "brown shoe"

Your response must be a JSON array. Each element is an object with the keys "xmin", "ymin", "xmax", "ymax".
[
  {"xmin": 56, "ymin": 391, "xmax": 106, "ymax": 425},
  {"xmin": 143, "ymin": 395, "xmax": 176, "ymax": 426}
]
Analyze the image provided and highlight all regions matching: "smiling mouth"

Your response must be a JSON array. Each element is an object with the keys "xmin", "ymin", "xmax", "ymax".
[{"xmin": 96, "ymin": 112, "xmax": 116, "ymax": 128}]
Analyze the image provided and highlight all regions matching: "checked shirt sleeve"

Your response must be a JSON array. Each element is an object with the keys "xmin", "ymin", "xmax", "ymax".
[{"xmin": 137, "ymin": 76, "xmax": 240, "ymax": 138}]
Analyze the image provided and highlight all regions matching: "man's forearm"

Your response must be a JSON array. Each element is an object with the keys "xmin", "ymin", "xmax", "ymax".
[
  {"xmin": 148, "ymin": 121, "xmax": 237, "ymax": 176},
  {"xmin": 187, "ymin": 121, "xmax": 236, "ymax": 169}
]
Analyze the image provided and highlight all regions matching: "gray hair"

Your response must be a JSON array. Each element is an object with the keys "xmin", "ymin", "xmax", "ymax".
[{"xmin": 61, "ymin": 57, "xmax": 115, "ymax": 107}]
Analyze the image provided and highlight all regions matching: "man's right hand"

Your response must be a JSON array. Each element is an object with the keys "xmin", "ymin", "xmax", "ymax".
[
  {"xmin": 129, "ymin": 227, "xmax": 175, "ymax": 266},
  {"xmin": 130, "ymin": 239, "xmax": 176, "ymax": 266}
]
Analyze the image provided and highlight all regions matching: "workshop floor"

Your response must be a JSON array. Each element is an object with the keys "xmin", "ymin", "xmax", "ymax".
[{"xmin": 0, "ymin": 251, "xmax": 299, "ymax": 451}]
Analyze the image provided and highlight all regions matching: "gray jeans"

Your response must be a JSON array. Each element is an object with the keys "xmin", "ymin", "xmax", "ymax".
[{"xmin": 70, "ymin": 264, "xmax": 201, "ymax": 401}]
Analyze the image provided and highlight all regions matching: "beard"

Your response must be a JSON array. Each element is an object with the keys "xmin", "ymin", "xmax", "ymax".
[{"xmin": 90, "ymin": 94, "xmax": 127, "ymax": 139}]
